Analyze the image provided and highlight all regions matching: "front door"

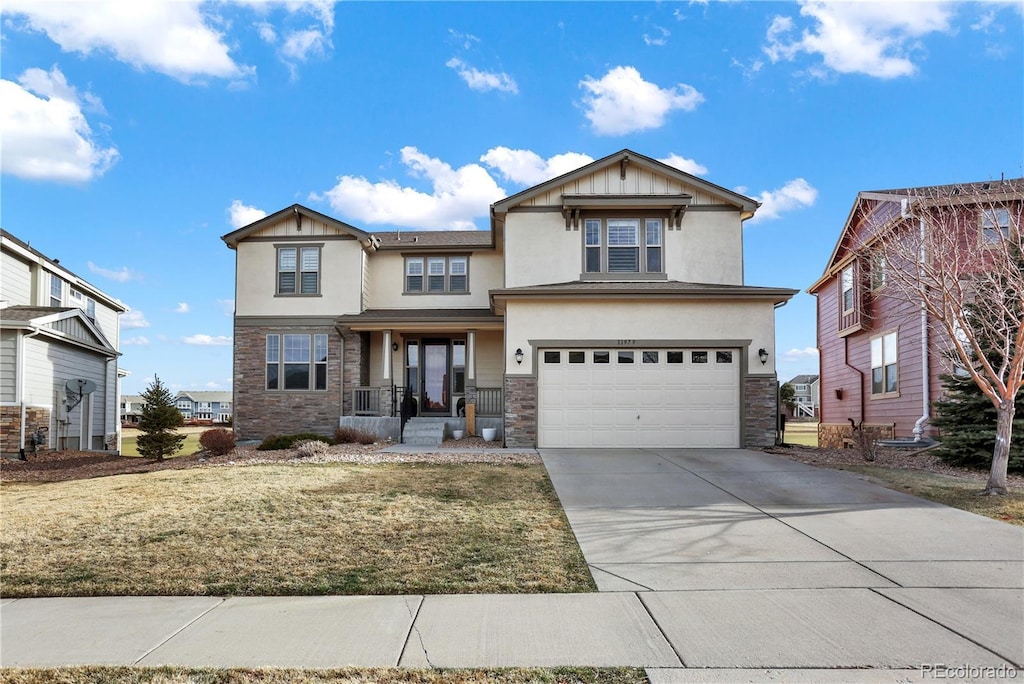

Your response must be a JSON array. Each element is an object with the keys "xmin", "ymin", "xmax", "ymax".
[{"xmin": 421, "ymin": 339, "xmax": 450, "ymax": 414}]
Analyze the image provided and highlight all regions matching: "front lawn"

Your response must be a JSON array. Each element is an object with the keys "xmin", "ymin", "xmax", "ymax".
[
  {"xmin": 0, "ymin": 463, "xmax": 595, "ymax": 597},
  {"xmin": 120, "ymin": 427, "xmax": 203, "ymax": 458}
]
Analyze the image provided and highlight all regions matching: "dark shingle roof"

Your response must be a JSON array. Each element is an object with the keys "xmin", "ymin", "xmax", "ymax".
[
  {"xmin": 868, "ymin": 178, "xmax": 1024, "ymax": 197},
  {"xmin": 0, "ymin": 305, "xmax": 73, "ymax": 322},
  {"xmin": 788, "ymin": 374, "xmax": 819, "ymax": 385},
  {"xmin": 374, "ymin": 230, "xmax": 493, "ymax": 249}
]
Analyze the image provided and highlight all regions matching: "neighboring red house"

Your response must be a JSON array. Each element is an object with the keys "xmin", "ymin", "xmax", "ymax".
[{"xmin": 808, "ymin": 178, "xmax": 1024, "ymax": 448}]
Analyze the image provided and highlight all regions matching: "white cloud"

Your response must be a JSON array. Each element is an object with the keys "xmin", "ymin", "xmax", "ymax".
[
  {"xmin": 747, "ymin": 178, "xmax": 818, "ymax": 224},
  {"xmin": 217, "ymin": 299, "xmax": 235, "ymax": 316},
  {"xmin": 247, "ymin": 2, "xmax": 335, "ymax": 75},
  {"xmin": 183, "ymin": 334, "xmax": 232, "ymax": 346},
  {"xmin": 447, "ymin": 29, "xmax": 481, "ymax": 50},
  {"xmin": 4, "ymin": 1, "xmax": 253, "ymax": 83},
  {"xmin": 480, "ymin": 147, "xmax": 594, "ymax": 186},
  {"xmin": 228, "ymin": 200, "xmax": 267, "ymax": 228},
  {"xmin": 87, "ymin": 261, "xmax": 138, "ymax": 282},
  {"xmin": 643, "ymin": 26, "xmax": 671, "ymax": 47},
  {"xmin": 658, "ymin": 154, "xmax": 708, "ymax": 176},
  {"xmin": 784, "ymin": 347, "xmax": 820, "ymax": 360},
  {"xmin": 175, "ymin": 302, "xmax": 190, "ymax": 314},
  {"xmin": 316, "ymin": 147, "xmax": 506, "ymax": 230},
  {"xmin": 122, "ymin": 310, "xmax": 150, "ymax": 329},
  {"xmin": 446, "ymin": 58, "xmax": 519, "ymax": 94},
  {"xmin": 122, "ymin": 336, "xmax": 150, "ymax": 346},
  {"xmin": 256, "ymin": 21, "xmax": 277, "ymax": 44},
  {"xmin": 0, "ymin": 67, "xmax": 119, "ymax": 182},
  {"xmin": 764, "ymin": 1, "xmax": 954, "ymax": 79},
  {"xmin": 281, "ymin": 28, "xmax": 330, "ymax": 63},
  {"xmin": 579, "ymin": 66, "xmax": 705, "ymax": 136}
]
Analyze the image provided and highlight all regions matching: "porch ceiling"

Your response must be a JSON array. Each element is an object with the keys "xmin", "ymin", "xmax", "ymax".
[{"xmin": 335, "ymin": 308, "xmax": 504, "ymax": 332}]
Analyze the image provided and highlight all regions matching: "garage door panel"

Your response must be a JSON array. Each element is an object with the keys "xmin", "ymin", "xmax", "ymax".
[{"xmin": 538, "ymin": 347, "xmax": 741, "ymax": 449}]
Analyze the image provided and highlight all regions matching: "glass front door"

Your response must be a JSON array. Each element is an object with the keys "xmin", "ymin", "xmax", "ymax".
[{"xmin": 420, "ymin": 339, "xmax": 450, "ymax": 414}]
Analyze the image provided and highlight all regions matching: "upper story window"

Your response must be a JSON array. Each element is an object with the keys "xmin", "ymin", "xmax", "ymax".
[
  {"xmin": 840, "ymin": 265, "xmax": 855, "ymax": 312},
  {"xmin": 981, "ymin": 208, "xmax": 1010, "ymax": 245},
  {"xmin": 176, "ymin": 399, "xmax": 192, "ymax": 410},
  {"xmin": 584, "ymin": 218, "xmax": 663, "ymax": 275},
  {"xmin": 870, "ymin": 255, "xmax": 887, "ymax": 291},
  {"xmin": 50, "ymin": 274, "xmax": 63, "ymax": 307},
  {"xmin": 405, "ymin": 256, "xmax": 469, "ymax": 294},
  {"xmin": 86, "ymin": 298, "xmax": 96, "ymax": 320},
  {"xmin": 277, "ymin": 246, "xmax": 320, "ymax": 295}
]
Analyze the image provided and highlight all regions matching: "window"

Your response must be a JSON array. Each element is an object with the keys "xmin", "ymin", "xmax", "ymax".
[
  {"xmin": 86, "ymin": 298, "xmax": 96, "ymax": 320},
  {"xmin": 870, "ymin": 255, "xmax": 887, "ymax": 291},
  {"xmin": 569, "ymin": 351, "xmax": 586, "ymax": 363},
  {"xmin": 544, "ymin": 351, "xmax": 561, "ymax": 363},
  {"xmin": 266, "ymin": 333, "xmax": 327, "ymax": 391},
  {"xmin": 405, "ymin": 256, "xmax": 469, "ymax": 293},
  {"xmin": 453, "ymin": 340, "xmax": 466, "ymax": 393},
  {"xmin": 50, "ymin": 274, "xmax": 62, "ymax": 307},
  {"xmin": 691, "ymin": 351, "xmax": 708, "ymax": 364},
  {"xmin": 642, "ymin": 351, "xmax": 659, "ymax": 363},
  {"xmin": 645, "ymin": 220, "xmax": 663, "ymax": 273},
  {"xmin": 406, "ymin": 258, "xmax": 424, "ymax": 292},
  {"xmin": 981, "ymin": 208, "xmax": 1010, "ymax": 245},
  {"xmin": 841, "ymin": 265, "xmax": 855, "ymax": 312},
  {"xmin": 277, "ymin": 246, "xmax": 320, "ymax": 295},
  {"xmin": 716, "ymin": 351, "xmax": 733, "ymax": 364},
  {"xmin": 667, "ymin": 351, "xmax": 684, "ymax": 364},
  {"xmin": 71, "ymin": 288, "xmax": 82, "ymax": 301},
  {"xmin": 583, "ymin": 218, "xmax": 665, "ymax": 275},
  {"xmin": 618, "ymin": 351, "xmax": 634, "ymax": 363},
  {"xmin": 593, "ymin": 351, "xmax": 610, "ymax": 364},
  {"xmin": 871, "ymin": 332, "xmax": 898, "ymax": 396}
]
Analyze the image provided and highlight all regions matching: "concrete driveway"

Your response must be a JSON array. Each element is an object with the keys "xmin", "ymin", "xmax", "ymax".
[{"xmin": 541, "ymin": 448, "xmax": 1024, "ymax": 671}]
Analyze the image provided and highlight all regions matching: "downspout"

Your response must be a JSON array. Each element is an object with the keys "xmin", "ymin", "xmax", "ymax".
[
  {"xmin": 18, "ymin": 328, "xmax": 43, "ymax": 458},
  {"xmin": 913, "ymin": 214, "xmax": 930, "ymax": 440},
  {"xmin": 843, "ymin": 335, "xmax": 865, "ymax": 426}
]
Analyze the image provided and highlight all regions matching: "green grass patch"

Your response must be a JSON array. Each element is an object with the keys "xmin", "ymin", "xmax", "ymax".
[
  {"xmin": 0, "ymin": 463, "xmax": 596, "ymax": 597},
  {"xmin": 120, "ymin": 429, "xmax": 201, "ymax": 458},
  {"xmin": 832, "ymin": 464, "xmax": 1024, "ymax": 525},
  {"xmin": 783, "ymin": 422, "xmax": 818, "ymax": 447},
  {"xmin": 0, "ymin": 667, "xmax": 649, "ymax": 684}
]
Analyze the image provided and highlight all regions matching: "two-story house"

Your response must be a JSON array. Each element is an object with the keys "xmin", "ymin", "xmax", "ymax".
[
  {"xmin": 222, "ymin": 150, "xmax": 797, "ymax": 448},
  {"xmin": 173, "ymin": 391, "xmax": 233, "ymax": 424},
  {"xmin": 785, "ymin": 374, "xmax": 819, "ymax": 419},
  {"xmin": 0, "ymin": 229, "xmax": 127, "ymax": 457},
  {"xmin": 121, "ymin": 394, "xmax": 145, "ymax": 424},
  {"xmin": 808, "ymin": 178, "xmax": 1023, "ymax": 447}
]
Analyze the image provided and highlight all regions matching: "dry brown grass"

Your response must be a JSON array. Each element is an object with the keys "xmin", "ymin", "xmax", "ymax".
[
  {"xmin": 0, "ymin": 667, "xmax": 648, "ymax": 684},
  {"xmin": 0, "ymin": 463, "xmax": 595, "ymax": 597}
]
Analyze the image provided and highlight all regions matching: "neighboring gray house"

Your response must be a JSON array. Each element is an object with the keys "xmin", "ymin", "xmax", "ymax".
[
  {"xmin": 174, "ymin": 391, "xmax": 233, "ymax": 423},
  {"xmin": 0, "ymin": 230, "xmax": 127, "ymax": 457},
  {"xmin": 786, "ymin": 374, "xmax": 820, "ymax": 419},
  {"xmin": 120, "ymin": 394, "xmax": 145, "ymax": 424}
]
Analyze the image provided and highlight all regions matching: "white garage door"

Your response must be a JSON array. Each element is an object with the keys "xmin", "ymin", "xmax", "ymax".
[{"xmin": 538, "ymin": 348, "xmax": 741, "ymax": 448}]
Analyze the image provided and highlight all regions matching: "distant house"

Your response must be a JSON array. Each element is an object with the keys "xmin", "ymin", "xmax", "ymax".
[
  {"xmin": 785, "ymin": 374, "xmax": 819, "ymax": 419},
  {"xmin": 0, "ymin": 230, "xmax": 128, "ymax": 457},
  {"xmin": 808, "ymin": 178, "xmax": 1024, "ymax": 447},
  {"xmin": 174, "ymin": 391, "xmax": 233, "ymax": 424},
  {"xmin": 121, "ymin": 395, "xmax": 145, "ymax": 424},
  {"xmin": 222, "ymin": 150, "xmax": 796, "ymax": 448}
]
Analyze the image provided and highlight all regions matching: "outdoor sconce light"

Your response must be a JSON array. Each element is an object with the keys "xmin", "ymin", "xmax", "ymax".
[
  {"xmin": 835, "ymin": 388, "xmax": 844, "ymax": 400},
  {"xmin": 392, "ymin": 342, "xmax": 399, "ymax": 352},
  {"xmin": 758, "ymin": 348, "xmax": 769, "ymax": 366},
  {"xmin": 515, "ymin": 348, "xmax": 524, "ymax": 365}
]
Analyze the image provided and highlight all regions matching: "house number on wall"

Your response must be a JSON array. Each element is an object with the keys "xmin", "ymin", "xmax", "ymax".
[{"xmin": 617, "ymin": 339, "xmax": 636, "ymax": 346}]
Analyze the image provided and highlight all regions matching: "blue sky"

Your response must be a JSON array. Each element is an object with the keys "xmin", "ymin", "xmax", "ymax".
[{"xmin": 2, "ymin": 1, "xmax": 1022, "ymax": 395}]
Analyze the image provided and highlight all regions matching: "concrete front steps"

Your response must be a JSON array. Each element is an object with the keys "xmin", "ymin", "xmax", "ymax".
[{"xmin": 401, "ymin": 418, "xmax": 447, "ymax": 446}]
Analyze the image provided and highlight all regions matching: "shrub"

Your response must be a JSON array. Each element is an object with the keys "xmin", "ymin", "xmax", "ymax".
[
  {"xmin": 257, "ymin": 433, "xmax": 332, "ymax": 451},
  {"xmin": 295, "ymin": 440, "xmax": 331, "ymax": 458},
  {"xmin": 199, "ymin": 428, "xmax": 236, "ymax": 456},
  {"xmin": 334, "ymin": 426, "xmax": 377, "ymax": 445}
]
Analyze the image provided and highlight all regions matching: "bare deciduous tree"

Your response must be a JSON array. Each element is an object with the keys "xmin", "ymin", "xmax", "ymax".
[{"xmin": 858, "ymin": 182, "xmax": 1023, "ymax": 495}]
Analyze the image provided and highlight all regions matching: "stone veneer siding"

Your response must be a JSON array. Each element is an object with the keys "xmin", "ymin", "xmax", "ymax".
[
  {"xmin": 503, "ymin": 375, "xmax": 537, "ymax": 448},
  {"xmin": 1, "ymin": 406, "xmax": 52, "ymax": 457},
  {"xmin": 744, "ymin": 375, "xmax": 778, "ymax": 447},
  {"xmin": 233, "ymin": 323, "xmax": 349, "ymax": 441}
]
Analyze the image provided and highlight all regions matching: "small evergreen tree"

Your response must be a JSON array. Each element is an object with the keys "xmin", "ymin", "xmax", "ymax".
[
  {"xmin": 779, "ymin": 383, "xmax": 797, "ymax": 413},
  {"xmin": 137, "ymin": 375, "xmax": 185, "ymax": 461},
  {"xmin": 933, "ymin": 372, "xmax": 1024, "ymax": 472}
]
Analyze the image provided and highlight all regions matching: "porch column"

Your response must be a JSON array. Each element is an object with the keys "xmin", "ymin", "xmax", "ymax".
[
  {"xmin": 382, "ymin": 329, "xmax": 392, "ymax": 381},
  {"xmin": 467, "ymin": 330, "xmax": 476, "ymax": 383}
]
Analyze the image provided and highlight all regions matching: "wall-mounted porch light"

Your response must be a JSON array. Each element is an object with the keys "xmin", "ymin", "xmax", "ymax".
[
  {"xmin": 758, "ymin": 348, "xmax": 769, "ymax": 366},
  {"xmin": 515, "ymin": 348, "xmax": 524, "ymax": 365}
]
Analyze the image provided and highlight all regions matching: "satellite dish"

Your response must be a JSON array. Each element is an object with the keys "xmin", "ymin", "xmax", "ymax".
[{"xmin": 64, "ymin": 378, "xmax": 97, "ymax": 412}]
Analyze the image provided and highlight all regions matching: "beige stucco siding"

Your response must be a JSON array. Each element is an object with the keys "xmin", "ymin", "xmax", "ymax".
[
  {"xmin": 234, "ymin": 238, "xmax": 363, "ymax": 317},
  {"xmin": 503, "ymin": 211, "xmax": 743, "ymax": 288},
  {"xmin": 366, "ymin": 251, "xmax": 503, "ymax": 309},
  {"xmin": 521, "ymin": 166, "xmax": 724, "ymax": 207},
  {"xmin": 504, "ymin": 299, "xmax": 777, "ymax": 375}
]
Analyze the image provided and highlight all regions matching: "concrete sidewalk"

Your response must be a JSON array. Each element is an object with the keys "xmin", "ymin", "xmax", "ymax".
[{"xmin": 2, "ymin": 448, "xmax": 1022, "ymax": 680}]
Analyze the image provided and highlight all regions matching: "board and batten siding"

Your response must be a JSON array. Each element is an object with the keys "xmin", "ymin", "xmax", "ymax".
[
  {"xmin": 0, "ymin": 330, "xmax": 17, "ymax": 402},
  {"xmin": 1, "ymin": 251, "xmax": 32, "ymax": 306},
  {"xmin": 519, "ymin": 166, "xmax": 723, "ymax": 207}
]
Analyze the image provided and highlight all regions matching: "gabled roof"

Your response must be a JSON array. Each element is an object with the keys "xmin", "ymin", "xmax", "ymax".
[
  {"xmin": 490, "ymin": 149, "xmax": 759, "ymax": 218},
  {"xmin": 787, "ymin": 374, "xmax": 819, "ymax": 385},
  {"xmin": 176, "ymin": 390, "xmax": 233, "ymax": 403},
  {"xmin": 0, "ymin": 305, "xmax": 118, "ymax": 356},
  {"xmin": 808, "ymin": 177, "xmax": 1024, "ymax": 294},
  {"xmin": 221, "ymin": 204, "xmax": 371, "ymax": 248}
]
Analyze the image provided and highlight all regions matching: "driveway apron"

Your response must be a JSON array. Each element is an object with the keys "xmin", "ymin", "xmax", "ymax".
[{"xmin": 540, "ymin": 448, "xmax": 1024, "ymax": 669}]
